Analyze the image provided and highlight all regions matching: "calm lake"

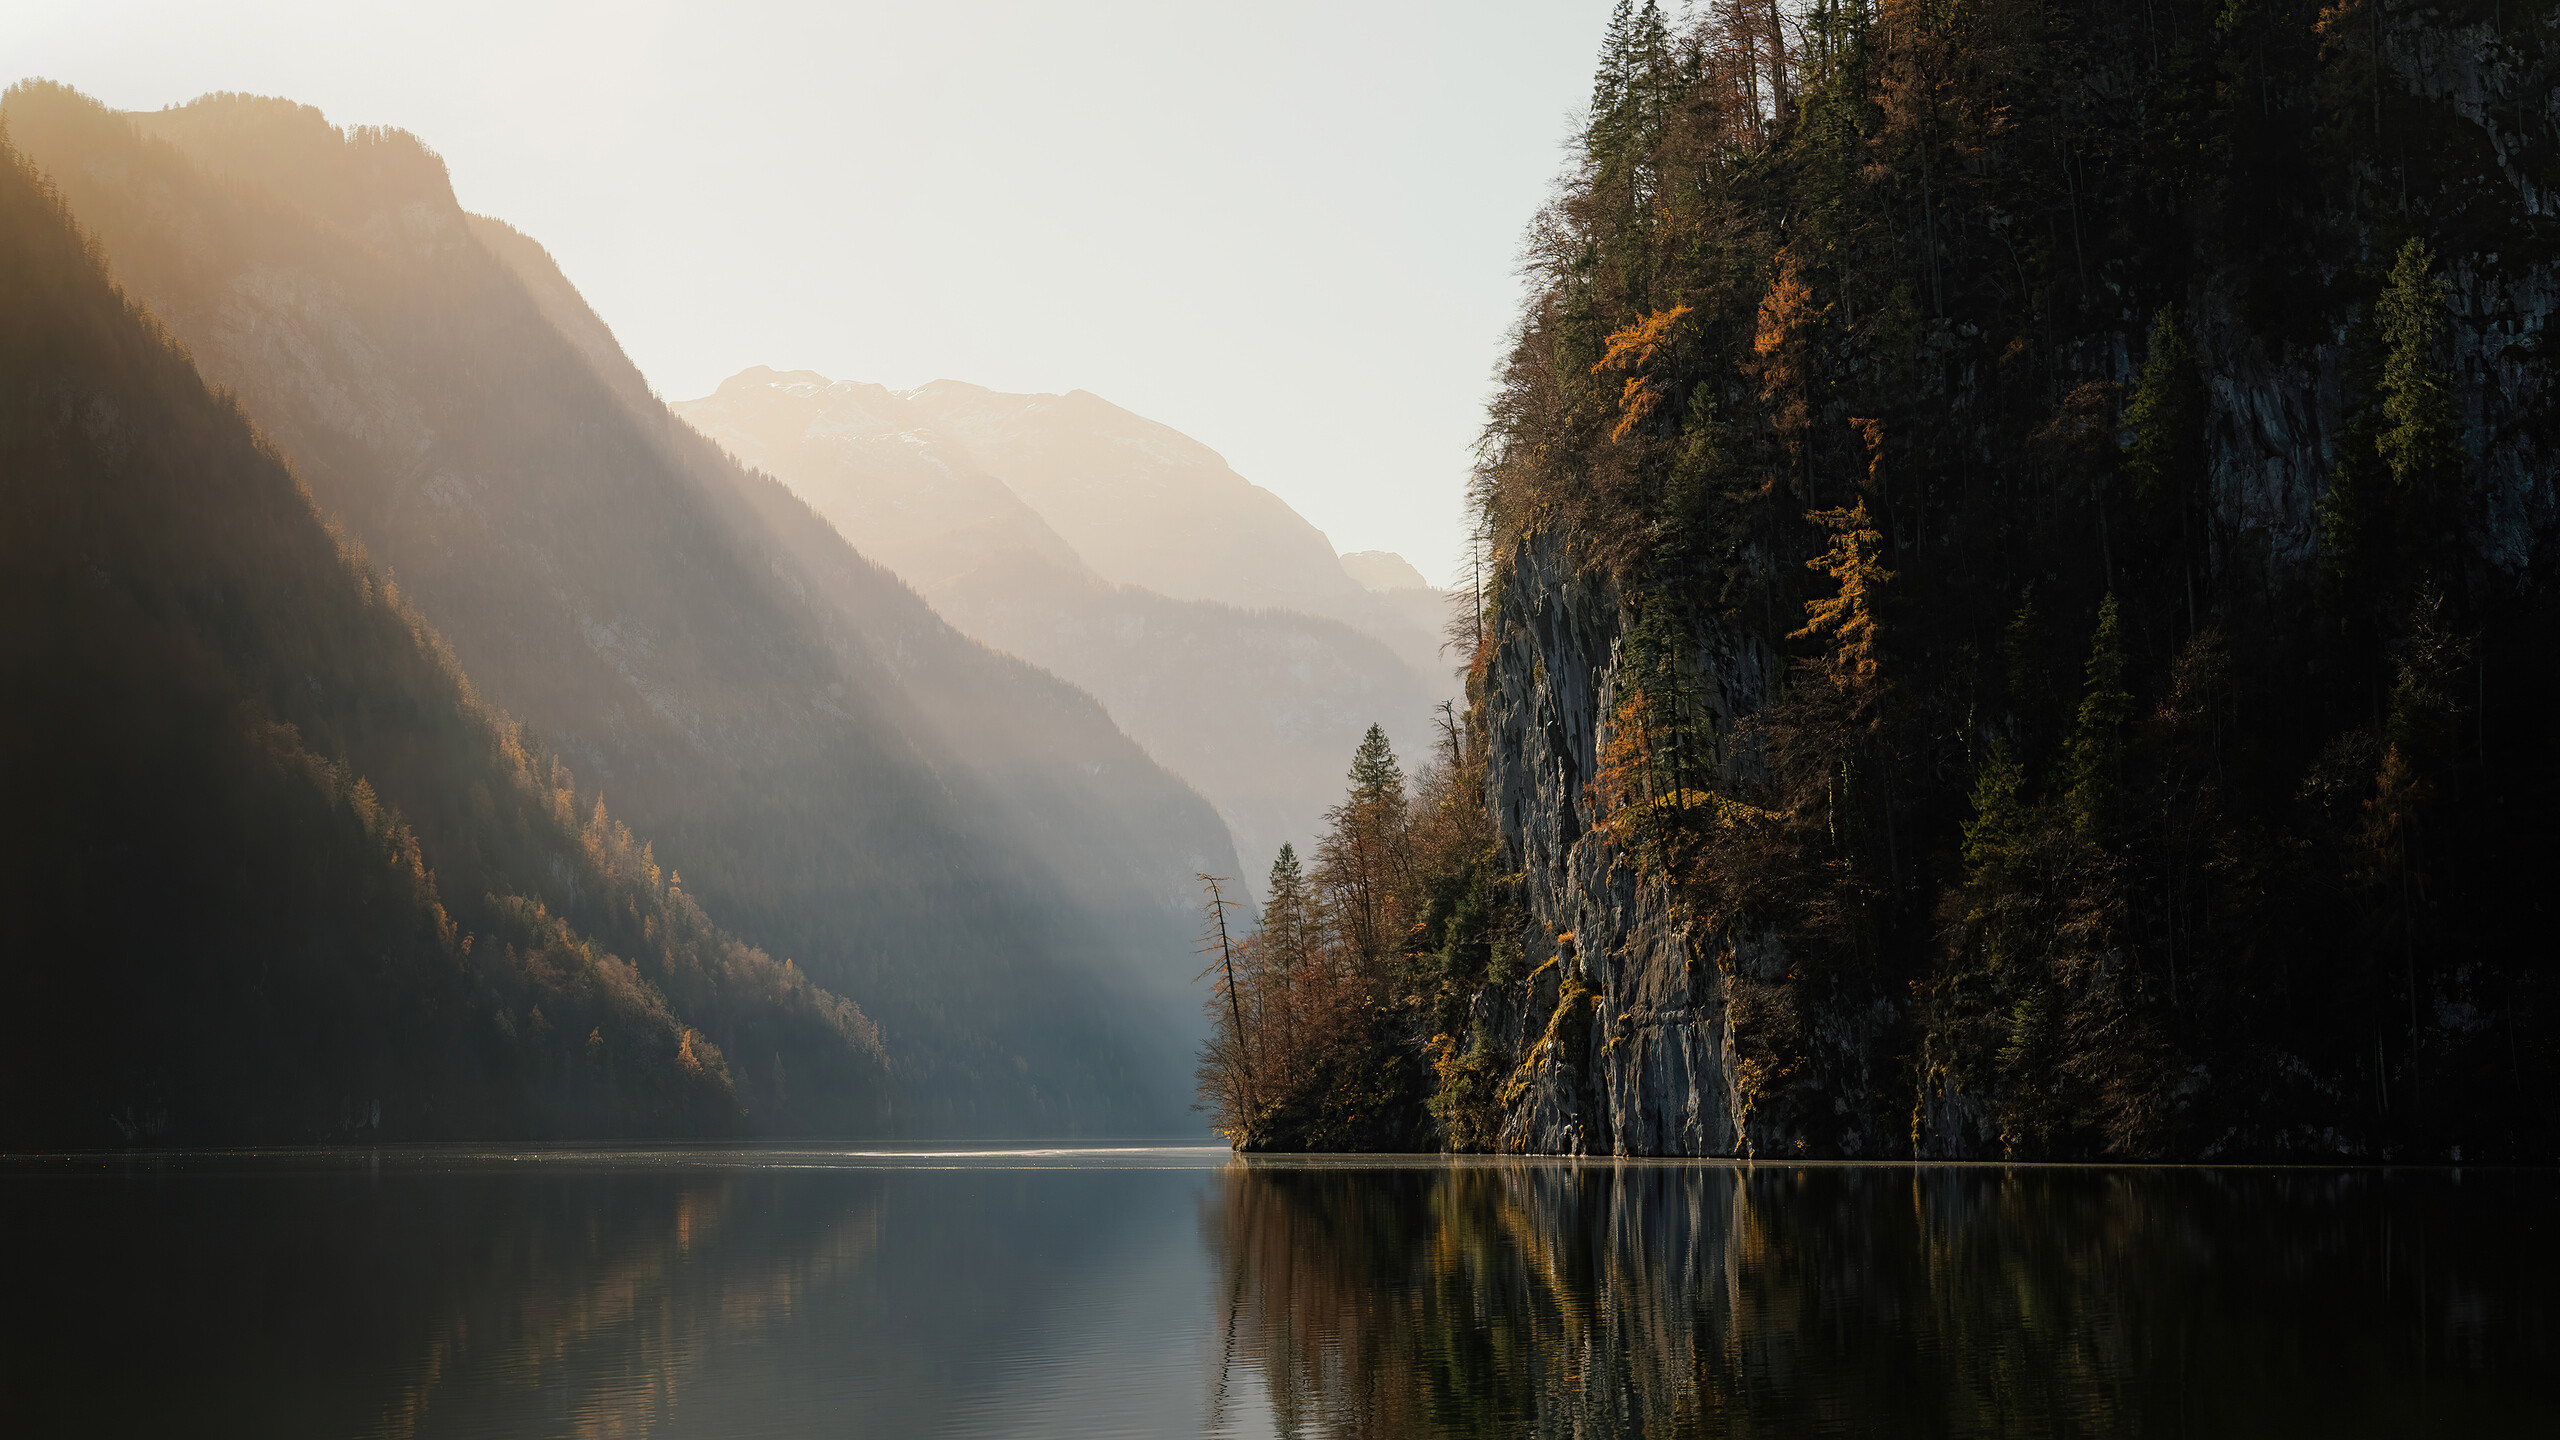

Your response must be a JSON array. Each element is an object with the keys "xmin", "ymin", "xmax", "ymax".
[{"xmin": 2, "ymin": 1146, "xmax": 2549, "ymax": 1437}]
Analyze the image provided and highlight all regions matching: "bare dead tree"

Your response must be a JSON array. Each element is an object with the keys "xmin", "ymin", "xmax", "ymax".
[{"xmin": 1195, "ymin": 873, "xmax": 1254, "ymax": 1117}]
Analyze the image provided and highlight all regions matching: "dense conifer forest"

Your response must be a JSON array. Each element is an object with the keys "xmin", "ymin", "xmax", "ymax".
[{"xmin": 1199, "ymin": 0, "xmax": 2557, "ymax": 1159}]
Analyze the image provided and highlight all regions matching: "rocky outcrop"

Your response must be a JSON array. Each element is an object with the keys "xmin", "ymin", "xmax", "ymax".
[{"xmin": 1469, "ymin": 527, "xmax": 1900, "ymax": 1157}]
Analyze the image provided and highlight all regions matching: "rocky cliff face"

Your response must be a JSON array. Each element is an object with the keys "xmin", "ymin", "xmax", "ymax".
[
  {"xmin": 1468, "ymin": 528, "xmax": 1902, "ymax": 1158},
  {"xmin": 2196, "ymin": 12, "xmax": 2559, "ymax": 582}
]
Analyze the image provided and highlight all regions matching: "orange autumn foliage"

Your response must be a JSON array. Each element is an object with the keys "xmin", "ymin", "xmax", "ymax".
[
  {"xmin": 1593, "ymin": 303, "xmax": 1694, "ymax": 442},
  {"xmin": 1754, "ymin": 253, "xmax": 1823, "ymax": 440},
  {"xmin": 1792, "ymin": 499, "xmax": 1891, "ymax": 699}
]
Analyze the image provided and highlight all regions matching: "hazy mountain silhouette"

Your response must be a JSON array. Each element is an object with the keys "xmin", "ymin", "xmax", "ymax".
[
  {"xmin": 1340, "ymin": 550, "xmax": 1430, "ymax": 592},
  {"xmin": 675, "ymin": 369, "xmax": 1089, "ymax": 592},
  {"xmin": 931, "ymin": 559, "xmax": 1437, "ymax": 894},
  {"xmin": 7, "ymin": 83, "xmax": 1236, "ymax": 1135},
  {"xmin": 676, "ymin": 369, "xmax": 1443, "ymax": 881},
  {"xmin": 898, "ymin": 379, "xmax": 1457, "ymax": 685},
  {"xmin": 0, "ymin": 129, "xmax": 887, "ymax": 1146}
]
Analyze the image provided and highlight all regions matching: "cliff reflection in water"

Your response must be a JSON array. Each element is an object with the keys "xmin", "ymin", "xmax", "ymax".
[{"xmin": 1206, "ymin": 1161, "xmax": 2553, "ymax": 1438}]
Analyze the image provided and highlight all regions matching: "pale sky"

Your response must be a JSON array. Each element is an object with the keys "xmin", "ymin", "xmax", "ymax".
[{"xmin": 5, "ymin": 1, "xmax": 1617, "ymax": 588}]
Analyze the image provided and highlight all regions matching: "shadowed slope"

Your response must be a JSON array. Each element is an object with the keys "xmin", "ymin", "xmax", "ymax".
[
  {"xmin": 0, "ymin": 133, "xmax": 886, "ymax": 1146},
  {"xmin": 8, "ymin": 83, "xmax": 1233, "ymax": 1134}
]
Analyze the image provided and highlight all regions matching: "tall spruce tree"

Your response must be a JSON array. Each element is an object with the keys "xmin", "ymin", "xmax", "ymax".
[
  {"xmin": 1588, "ymin": 0, "xmax": 1639, "ymax": 156},
  {"xmin": 1586, "ymin": 0, "xmax": 1673, "ymax": 205},
  {"xmin": 2321, "ymin": 240, "xmax": 2465, "ymax": 604},
  {"xmin": 1252, "ymin": 843, "xmax": 1319, "ymax": 1090},
  {"xmin": 2376, "ymin": 240, "xmax": 2461, "ymax": 495},
  {"xmin": 2065, "ymin": 595, "xmax": 2132, "ymax": 839},
  {"xmin": 2376, "ymin": 240, "xmax": 2466, "ymax": 578},
  {"xmin": 1261, "ymin": 844, "xmax": 1321, "ymax": 984},
  {"xmin": 1319, "ymin": 725, "xmax": 1410, "ymax": 974},
  {"xmin": 2124, "ymin": 307, "xmax": 2205, "ymax": 509}
]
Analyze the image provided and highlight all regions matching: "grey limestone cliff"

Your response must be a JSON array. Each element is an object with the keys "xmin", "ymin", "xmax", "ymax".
[{"xmin": 1464, "ymin": 526, "xmax": 1910, "ymax": 1158}]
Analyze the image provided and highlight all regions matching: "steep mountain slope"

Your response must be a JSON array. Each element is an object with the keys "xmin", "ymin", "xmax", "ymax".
[
  {"xmin": 677, "ymin": 368, "xmax": 1440, "ymax": 878},
  {"xmin": 465, "ymin": 231, "xmax": 1235, "ymax": 1009},
  {"xmin": 471, "ymin": 224, "xmax": 1249, "ymax": 1065},
  {"xmin": 0, "ymin": 134, "xmax": 885, "ymax": 1146},
  {"xmin": 7, "ymin": 83, "xmax": 1235, "ymax": 1134}
]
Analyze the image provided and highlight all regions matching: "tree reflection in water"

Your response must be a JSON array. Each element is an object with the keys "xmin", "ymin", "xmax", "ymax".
[{"xmin": 1203, "ymin": 1161, "xmax": 2553, "ymax": 1439}]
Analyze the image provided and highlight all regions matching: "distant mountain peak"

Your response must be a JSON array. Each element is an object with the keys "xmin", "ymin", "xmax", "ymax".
[
  {"xmin": 725, "ymin": 365, "xmax": 835, "ymax": 391},
  {"xmin": 691, "ymin": 368, "xmax": 1457, "ymax": 688},
  {"xmin": 899, "ymin": 381, "xmax": 1239, "ymax": 475},
  {"xmin": 675, "ymin": 368, "xmax": 1091, "ymax": 588},
  {"xmin": 1341, "ymin": 550, "xmax": 1430, "ymax": 593}
]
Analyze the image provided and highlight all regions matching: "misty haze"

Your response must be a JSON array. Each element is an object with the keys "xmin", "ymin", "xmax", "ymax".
[{"xmin": 2, "ymin": 1, "xmax": 2554, "ymax": 1435}]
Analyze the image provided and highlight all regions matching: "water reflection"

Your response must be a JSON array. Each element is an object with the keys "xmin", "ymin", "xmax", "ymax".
[
  {"xmin": 373, "ymin": 1173, "xmax": 887, "ymax": 1437},
  {"xmin": 1, "ymin": 1151, "xmax": 2548, "ymax": 1437},
  {"xmin": 2, "ymin": 1148, "xmax": 1243, "ymax": 1438},
  {"xmin": 1206, "ymin": 1161, "xmax": 2554, "ymax": 1438}
]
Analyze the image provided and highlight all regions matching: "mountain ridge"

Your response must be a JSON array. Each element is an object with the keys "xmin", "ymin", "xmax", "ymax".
[
  {"xmin": 8, "ymin": 81, "xmax": 1234, "ymax": 1136},
  {"xmin": 0, "ymin": 126, "xmax": 888, "ymax": 1146}
]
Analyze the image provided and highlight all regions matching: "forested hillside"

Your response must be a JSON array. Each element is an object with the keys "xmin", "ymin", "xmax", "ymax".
[
  {"xmin": 0, "ymin": 135, "xmax": 886, "ymax": 1146},
  {"xmin": 5, "ymin": 83, "xmax": 1237, "ymax": 1136},
  {"xmin": 1199, "ymin": 0, "xmax": 2558, "ymax": 1160}
]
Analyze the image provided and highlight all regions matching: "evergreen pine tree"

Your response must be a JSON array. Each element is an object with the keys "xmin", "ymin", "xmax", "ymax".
[
  {"xmin": 1263, "ymin": 843, "xmax": 1320, "ymax": 979},
  {"xmin": 2375, "ymin": 239, "xmax": 2464, "ymax": 547},
  {"xmin": 1587, "ymin": 0, "xmax": 1639, "ymax": 160},
  {"xmin": 1630, "ymin": 0, "xmax": 1672, "ymax": 136},
  {"xmin": 1962, "ymin": 741, "xmax": 2028, "ymax": 881},
  {"xmin": 2064, "ymin": 594, "xmax": 2131, "ymax": 839},
  {"xmin": 1347, "ymin": 723, "xmax": 1407, "ymax": 809},
  {"xmin": 1320, "ymin": 725, "xmax": 1411, "ymax": 973},
  {"xmin": 1252, "ymin": 842, "xmax": 1319, "ymax": 1091},
  {"xmin": 2124, "ymin": 306, "xmax": 2205, "ymax": 508},
  {"xmin": 1586, "ymin": 0, "xmax": 1674, "ymax": 205},
  {"xmin": 2321, "ymin": 241, "xmax": 2463, "ymax": 601}
]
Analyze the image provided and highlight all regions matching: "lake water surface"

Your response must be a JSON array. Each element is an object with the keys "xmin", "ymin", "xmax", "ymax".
[{"xmin": 3, "ymin": 1146, "xmax": 2549, "ymax": 1437}]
